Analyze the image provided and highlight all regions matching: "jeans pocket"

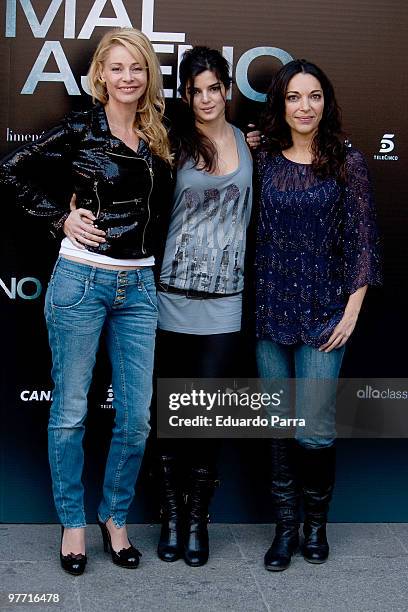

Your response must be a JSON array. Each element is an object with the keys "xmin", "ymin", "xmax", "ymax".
[
  {"xmin": 51, "ymin": 271, "xmax": 89, "ymax": 309},
  {"xmin": 141, "ymin": 278, "xmax": 158, "ymax": 312}
]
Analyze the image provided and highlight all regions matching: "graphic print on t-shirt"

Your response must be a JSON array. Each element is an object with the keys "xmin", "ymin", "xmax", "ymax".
[
  {"xmin": 168, "ymin": 184, "xmax": 251, "ymax": 293},
  {"xmin": 160, "ymin": 125, "xmax": 253, "ymax": 295}
]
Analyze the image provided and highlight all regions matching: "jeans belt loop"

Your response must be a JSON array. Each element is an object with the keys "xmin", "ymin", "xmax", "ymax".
[{"xmin": 89, "ymin": 266, "xmax": 97, "ymax": 284}]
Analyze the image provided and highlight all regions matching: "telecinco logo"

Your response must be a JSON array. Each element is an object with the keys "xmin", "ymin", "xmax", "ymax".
[
  {"xmin": 0, "ymin": 277, "xmax": 42, "ymax": 300},
  {"xmin": 373, "ymin": 134, "xmax": 399, "ymax": 161},
  {"xmin": 100, "ymin": 384, "xmax": 115, "ymax": 410},
  {"xmin": 379, "ymin": 134, "xmax": 395, "ymax": 153}
]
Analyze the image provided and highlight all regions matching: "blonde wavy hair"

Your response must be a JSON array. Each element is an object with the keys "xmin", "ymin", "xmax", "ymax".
[{"xmin": 88, "ymin": 28, "xmax": 172, "ymax": 164}]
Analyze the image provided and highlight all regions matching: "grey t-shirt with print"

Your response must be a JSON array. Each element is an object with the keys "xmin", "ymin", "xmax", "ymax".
[{"xmin": 158, "ymin": 125, "xmax": 253, "ymax": 334}]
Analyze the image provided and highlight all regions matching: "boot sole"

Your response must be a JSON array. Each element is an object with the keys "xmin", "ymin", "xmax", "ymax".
[
  {"xmin": 158, "ymin": 554, "xmax": 182, "ymax": 562},
  {"xmin": 303, "ymin": 556, "xmax": 328, "ymax": 564},
  {"xmin": 265, "ymin": 564, "xmax": 290, "ymax": 571},
  {"xmin": 184, "ymin": 557, "xmax": 208, "ymax": 567}
]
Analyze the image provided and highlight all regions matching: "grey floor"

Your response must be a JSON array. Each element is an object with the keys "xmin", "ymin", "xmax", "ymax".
[{"xmin": 1, "ymin": 523, "xmax": 408, "ymax": 612}]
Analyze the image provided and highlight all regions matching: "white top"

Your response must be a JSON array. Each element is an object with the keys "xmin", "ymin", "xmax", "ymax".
[{"xmin": 59, "ymin": 237, "xmax": 154, "ymax": 267}]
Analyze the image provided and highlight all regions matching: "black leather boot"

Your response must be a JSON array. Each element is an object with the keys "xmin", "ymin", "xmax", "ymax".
[
  {"xmin": 264, "ymin": 439, "xmax": 299, "ymax": 571},
  {"xmin": 184, "ymin": 467, "xmax": 218, "ymax": 567},
  {"xmin": 299, "ymin": 444, "xmax": 336, "ymax": 564},
  {"xmin": 157, "ymin": 455, "xmax": 184, "ymax": 562}
]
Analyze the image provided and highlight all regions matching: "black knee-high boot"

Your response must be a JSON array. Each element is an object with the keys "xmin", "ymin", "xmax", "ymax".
[
  {"xmin": 184, "ymin": 466, "xmax": 218, "ymax": 567},
  {"xmin": 298, "ymin": 444, "xmax": 336, "ymax": 564},
  {"xmin": 264, "ymin": 439, "xmax": 300, "ymax": 571},
  {"xmin": 157, "ymin": 455, "xmax": 184, "ymax": 562}
]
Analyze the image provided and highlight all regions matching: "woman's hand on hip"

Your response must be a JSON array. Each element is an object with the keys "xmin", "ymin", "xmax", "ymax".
[
  {"xmin": 63, "ymin": 194, "xmax": 106, "ymax": 248},
  {"xmin": 318, "ymin": 312, "xmax": 358, "ymax": 352}
]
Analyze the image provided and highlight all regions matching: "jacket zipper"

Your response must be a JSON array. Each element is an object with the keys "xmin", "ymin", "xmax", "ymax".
[
  {"xmin": 94, "ymin": 179, "xmax": 101, "ymax": 218},
  {"xmin": 142, "ymin": 165, "xmax": 154, "ymax": 255},
  {"xmin": 106, "ymin": 151, "xmax": 154, "ymax": 255},
  {"xmin": 112, "ymin": 197, "xmax": 142, "ymax": 205}
]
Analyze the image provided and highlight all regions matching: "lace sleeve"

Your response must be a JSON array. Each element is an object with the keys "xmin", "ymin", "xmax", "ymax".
[
  {"xmin": 343, "ymin": 148, "xmax": 382, "ymax": 293},
  {"xmin": 253, "ymin": 151, "xmax": 269, "ymax": 208},
  {"xmin": 254, "ymin": 150, "xmax": 268, "ymax": 187}
]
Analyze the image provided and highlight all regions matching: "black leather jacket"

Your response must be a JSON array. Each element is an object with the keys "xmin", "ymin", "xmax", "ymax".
[{"xmin": 0, "ymin": 103, "xmax": 174, "ymax": 260}]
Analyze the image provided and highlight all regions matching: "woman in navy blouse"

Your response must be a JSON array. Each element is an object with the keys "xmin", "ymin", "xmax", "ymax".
[{"xmin": 255, "ymin": 59, "xmax": 381, "ymax": 571}]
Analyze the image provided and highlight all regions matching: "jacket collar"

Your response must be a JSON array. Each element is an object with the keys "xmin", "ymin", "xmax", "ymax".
[
  {"xmin": 91, "ymin": 102, "xmax": 110, "ymax": 137},
  {"xmin": 91, "ymin": 102, "xmax": 143, "ymax": 157}
]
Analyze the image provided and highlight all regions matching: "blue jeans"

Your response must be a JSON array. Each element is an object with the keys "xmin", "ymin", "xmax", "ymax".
[
  {"xmin": 256, "ymin": 340, "xmax": 345, "ymax": 448},
  {"xmin": 44, "ymin": 257, "xmax": 158, "ymax": 528}
]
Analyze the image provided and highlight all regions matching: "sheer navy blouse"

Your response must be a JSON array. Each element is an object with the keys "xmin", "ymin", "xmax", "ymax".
[{"xmin": 255, "ymin": 148, "xmax": 382, "ymax": 348}]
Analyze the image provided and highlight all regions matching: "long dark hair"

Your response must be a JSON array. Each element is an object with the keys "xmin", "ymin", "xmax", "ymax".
[
  {"xmin": 174, "ymin": 46, "xmax": 232, "ymax": 172},
  {"xmin": 261, "ymin": 59, "xmax": 346, "ymax": 179}
]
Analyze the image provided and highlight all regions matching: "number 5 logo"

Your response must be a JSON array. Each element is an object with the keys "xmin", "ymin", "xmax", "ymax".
[{"xmin": 379, "ymin": 134, "xmax": 395, "ymax": 153}]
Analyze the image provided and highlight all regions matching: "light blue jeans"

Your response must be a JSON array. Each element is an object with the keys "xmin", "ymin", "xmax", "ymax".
[
  {"xmin": 44, "ymin": 257, "xmax": 158, "ymax": 528},
  {"xmin": 256, "ymin": 340, "xmax": 345, "ymax": 448}
]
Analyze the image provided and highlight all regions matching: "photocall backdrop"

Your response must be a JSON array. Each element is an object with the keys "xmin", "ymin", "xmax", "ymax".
[{"xmin": 0, "ymin": 0, "xmax": 407, "ymax": 523}]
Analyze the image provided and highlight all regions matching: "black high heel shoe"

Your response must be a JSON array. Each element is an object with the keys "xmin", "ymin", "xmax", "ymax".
[
  {"xmin": 97, "ymin": 519, "xmax": 141, "ymax": 569},
  {"xmin": 60, "ymin": 526, "xmax": 87, "ymax": 576}
]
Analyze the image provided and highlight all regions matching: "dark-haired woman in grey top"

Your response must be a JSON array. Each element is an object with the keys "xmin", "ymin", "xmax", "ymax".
[
  {"xmin": 155, "ymin": 46, "xmax": 253, "ymax": 568},
  {"xmin": 158, "ymin": 123, "xmax": 252, "ymax": 333}
]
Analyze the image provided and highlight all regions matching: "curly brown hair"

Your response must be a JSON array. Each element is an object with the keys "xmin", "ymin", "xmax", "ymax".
[{"xmin": 261, "ymin": 59, "xmax": 347, "ymax": 180}]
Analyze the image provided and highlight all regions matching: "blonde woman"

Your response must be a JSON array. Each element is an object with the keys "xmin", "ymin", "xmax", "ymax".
[{"xmin": 1, "ymin": 28, "xmax": 173, "ymax": 573}]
